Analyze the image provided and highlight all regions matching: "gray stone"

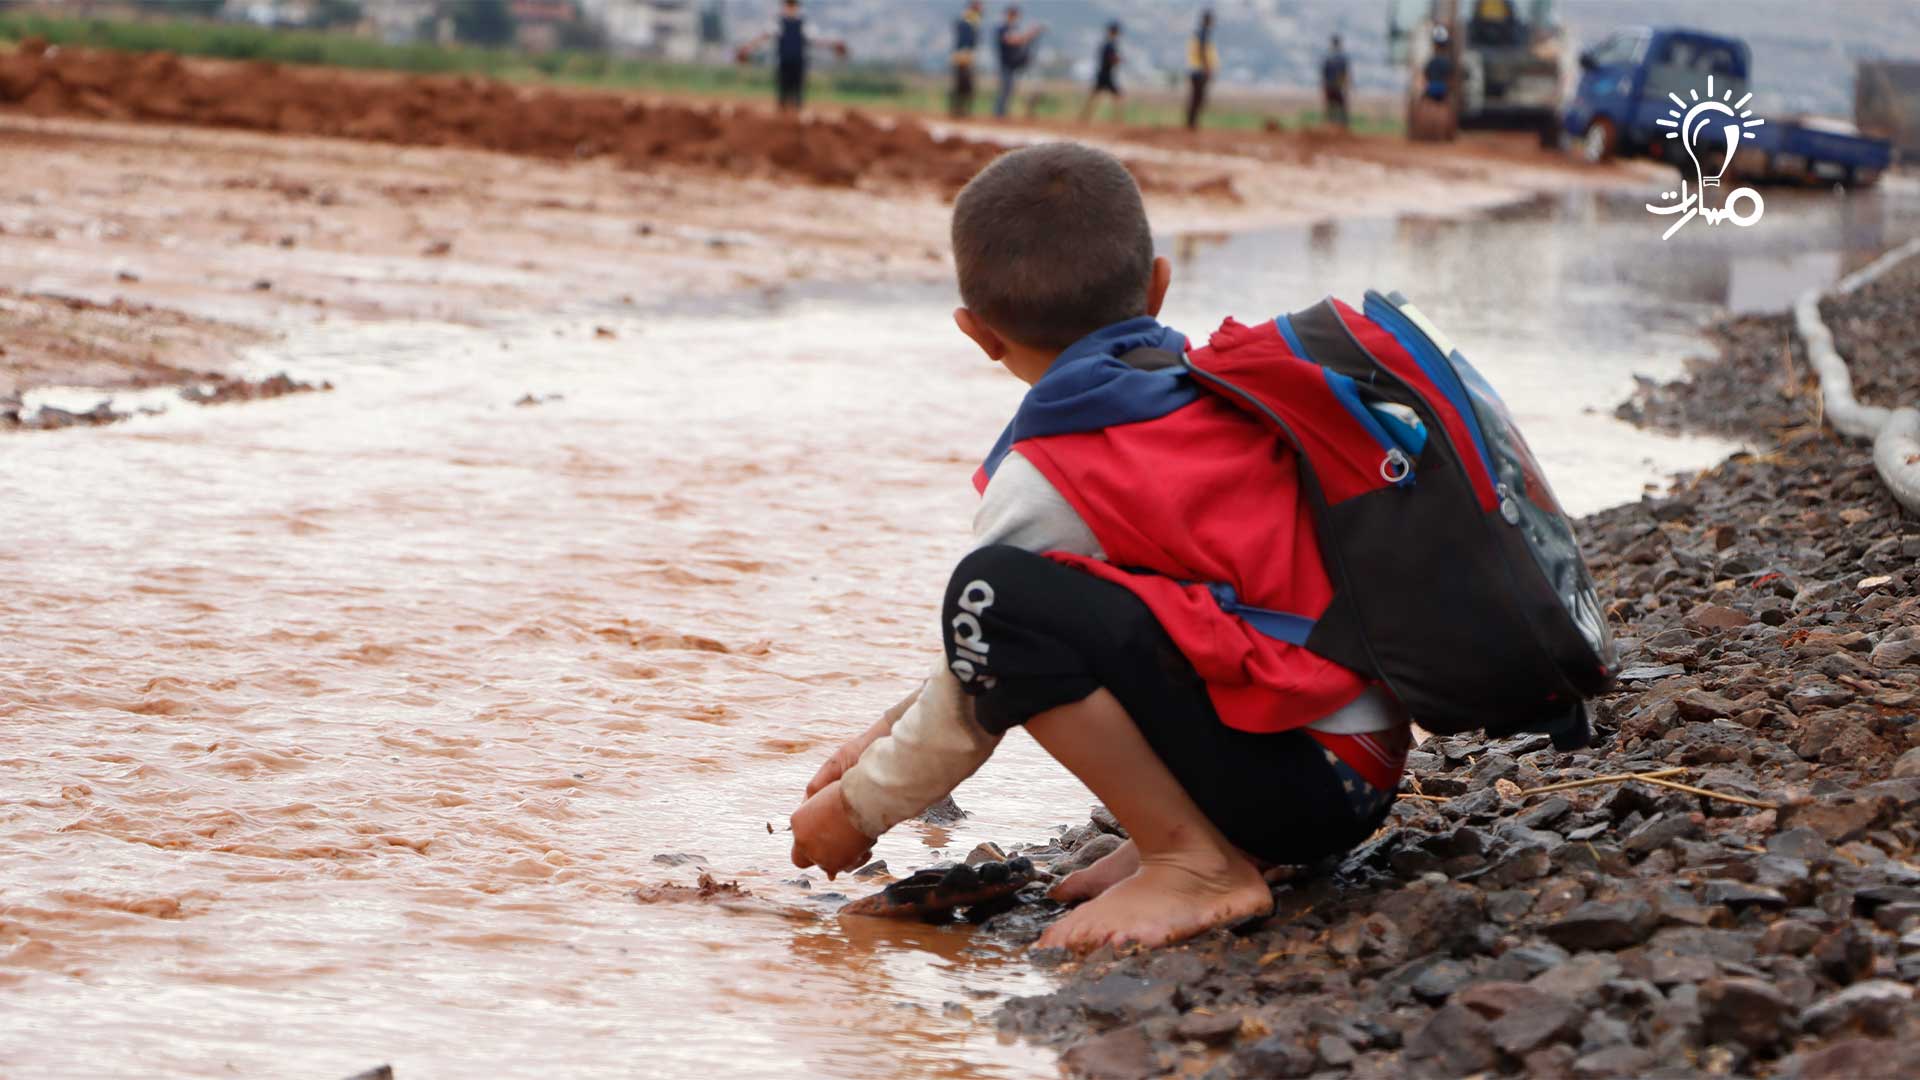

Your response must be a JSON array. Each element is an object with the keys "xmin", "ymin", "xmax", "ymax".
[
  {"xmin": 1530, "ymin": 952, "xmax": 1624, "ymax": 1003},
  {"xmin": 1777, "ymin": 796, "xmax": 1896, "ymax": 844},
  {"xmin": 1488, "ymin": 994, "xmax": 1584, "ymax": 1056},
  {"xmin": 1403, "ymin": 1004, "xmax": 1498, "ymax": 1076},
  {"xmin": 1700, "ymin": 976, "xmax": 1796, "ymax": 1051},
  {"xmin": 1786, "ymin": 683, "xmax": 1856, "ymax": 713},
  {"xmin": 1766, "ymin": 828, "xmax": 1833, "ymax": 861},
  {"xmin": 1624, "ymin": 812, "xmax": 1702, "ymax": 855},
  {"xmin": 1543, "ymin": 899, "xmax": 1657, "ymax": 951},
  {"xmin": 1232, "ymin": 1034, "xmax": 1315, "ymax": 1078},
  {"xmin": 1701, "ymin": 879, "xmax": 1789, "ymax": 911},
  {"xmin": 1573, "ymin": 1044, "xmax": 1655, "ymax": 1078},
  {"xmin": 1315, "ymin": 1033, "xmax": 1357, "ymax": 1067},
  {"xmin": 918, "ymin": 795, "xmax": 968, "ymax": 824},
  {"xmin": 1798, "ymin": 980, "xmax": 1914, "ymax": 1036},
  {"xmin": 965, "ymin": 843, "xmax": 1006, "ymax": 866},
  {"xmin": 1485, "ymin": 943, "xmax": 1567, "ymax": 982},
  {"xmin": 1172, "ymin": 1010, "xmax": 1243, "ymax": 1046},
  {"xmin": 1062, "ymin": 1025, "xmax": 1165, "ymax": 1080},
  {"xmin": 1685, "ymin": 603, "xmax": 1751, "ymax": 633},
  {"xmin": 1759, "ymin": 919, "xmax": 1824, "ymax": 955},
  {"xmin": 1516, "ymin": 796, "xmax": 1573, "ymax": 830},
  {"xmin": 1051, "ymin": 833, "xmax": 1126, "ymax": 879},
  {"xmin": 1487, "ymin": 889, "xmax": 1536, "ymax": 924},
  {"xmin": 1075, "ymin": 973, "xmax": 1178, "ymax": 1025},
  {"xmin": 1410, "ymin": 958, "xmax": 1475, "ymax": 1004},
  {"xmin": 1580, "ymin": 1015, "xmax": 1633, "ymax": 1051}
]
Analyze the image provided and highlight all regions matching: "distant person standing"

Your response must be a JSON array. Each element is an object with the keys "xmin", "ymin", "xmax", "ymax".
[
  {"xmin": 951, "ymin": 1, "xmax": 984, "ymax": 118},
  {"xmin": 1423, "ymin": 25, "xmax": 1454, "ymax": 103},
  {"xmin": 993, "ymin": 5, "xmax": 1045, "ymax": 119},
  {"xmin": 1078, "ymin": 21, "xmax": 1124, "ymax": 124},
  {"xmin": 1185, "ymin": 9, "xmax": 1219, "ymax": 131},
  {"xmin": 740, "ymin": 0, "xmax": 846, "ymax": 112},
  {"xmin": 1321, "ymin": 33, "xmax": 1351, "ymax": 129}
]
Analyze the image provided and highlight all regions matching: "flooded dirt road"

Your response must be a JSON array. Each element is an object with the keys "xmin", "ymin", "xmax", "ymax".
[
  {"xmin": 1, "ymin": 309, "xmax": 1089, "ymax": 1078},
  {"xmin": 4, "ymin": 103, "xmax": 1917, "ymax": 1077}
]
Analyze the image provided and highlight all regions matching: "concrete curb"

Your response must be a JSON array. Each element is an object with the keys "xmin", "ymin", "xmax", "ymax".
[{"xmin": 1790, "ymin": 236, "xmax": 1920, "ymax": 515}]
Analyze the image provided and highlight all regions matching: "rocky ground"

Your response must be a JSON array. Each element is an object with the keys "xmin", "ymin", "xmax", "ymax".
[{"xmin": 975, "ymin": 260, "xmax": 1920, "ymax": 1077}]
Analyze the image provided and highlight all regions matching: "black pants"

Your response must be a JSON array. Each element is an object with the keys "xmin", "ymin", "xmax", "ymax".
[
  {"xmin": 950, "ymin": 63, "xmax": 975, "ymax": 117},
  {"xmin": 942, "ymin": 545, "xmax": 1384, "ymax": 865},
  {"xmin": 1325, "ymin": 87, "xmax": 1348, "ymax": 128},
  {"xmin": 1186, "ymin": 72, "xmax": 1211, "ymax": 130},
  {"xmin": 777, "ymin": 62, "xmax": 805, "ymax": 110}
]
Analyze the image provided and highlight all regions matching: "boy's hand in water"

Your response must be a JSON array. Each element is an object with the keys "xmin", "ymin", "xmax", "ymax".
[
  {"xmin": 790, "ymin": 780, "xmax": 874, "ymax": 878},
  {"xmin": 804, "ymin": 684, "xmax": 925, "ymax": 798},
  {"xmin": 804, "ymin": 729, "xmax": 874, "ymax": 799}
]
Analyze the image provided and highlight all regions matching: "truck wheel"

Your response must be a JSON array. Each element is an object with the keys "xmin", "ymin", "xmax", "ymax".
[{"xmin": 1581, "ymin": 118, "xmax": 1617, "ymax": 164}]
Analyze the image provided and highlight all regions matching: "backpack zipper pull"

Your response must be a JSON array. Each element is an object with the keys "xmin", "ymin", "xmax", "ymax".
[
  {"xmin": 1497, "ymin": 482, "xmax": 1522, "ymax": 524},
  {"xmin": 1381, "ymin": 448, "xmax": 1414, "ymax": 485}
]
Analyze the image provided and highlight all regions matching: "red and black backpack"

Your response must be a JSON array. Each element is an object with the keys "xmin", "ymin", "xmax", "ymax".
[{"xmin": 1181, "ymin": 291, "xmax": 1617, "ymax": 749}]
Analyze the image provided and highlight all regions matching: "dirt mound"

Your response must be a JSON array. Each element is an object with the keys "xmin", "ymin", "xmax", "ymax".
[{"xmin": 0, "ymin": 41, "xmax": 1228, "ymax": 197}]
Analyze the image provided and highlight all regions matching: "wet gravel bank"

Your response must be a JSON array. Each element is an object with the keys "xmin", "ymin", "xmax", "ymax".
[
  {"xmin": 1617, "ymin": 255, "xmax": 1920, "ymax": 441},
  {"xmin": 985, "ymin": 267, "xmax": 1920, "ymax": 1078}
]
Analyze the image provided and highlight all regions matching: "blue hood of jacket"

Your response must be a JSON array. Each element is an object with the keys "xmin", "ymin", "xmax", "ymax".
[{"xmin": 980, "ymin": 317, "xmax": 1196, "ymax": 481}]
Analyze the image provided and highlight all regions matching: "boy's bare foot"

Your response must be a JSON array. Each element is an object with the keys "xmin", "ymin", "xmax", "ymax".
[
  {"xmin": 1048, "ymin": 838, "xmax": 1139, "ymax": 903},
  {"xmin": 1036, "ymin": 847, "xmax": 1272, "ymax": 953}
]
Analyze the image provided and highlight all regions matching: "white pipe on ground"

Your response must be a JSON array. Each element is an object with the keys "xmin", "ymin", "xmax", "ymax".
[{"xmin": 1790, "ymin": 236, "xmax": 1920, "ymax": 516}]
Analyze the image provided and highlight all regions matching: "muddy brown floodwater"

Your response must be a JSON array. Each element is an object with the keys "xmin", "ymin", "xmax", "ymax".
[{"xmin": 0, "ymin": 307, "xmax": 1117, "ymax": 1078}]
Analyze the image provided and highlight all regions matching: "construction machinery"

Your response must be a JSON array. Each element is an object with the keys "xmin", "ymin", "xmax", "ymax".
[
  {"xmin": 1856, "ymin": 60, "xmax": 1920, "ymax": 167},
  {"xmin": 1388, "ymin": 0, "xmax": 1568, "ymax": 143}
]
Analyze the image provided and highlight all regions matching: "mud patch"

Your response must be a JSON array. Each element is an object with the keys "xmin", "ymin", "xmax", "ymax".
[
  {"xmin": 635, "ymin": 872, "xmax": 814, "ymax": 921},
  {"xmin": 0, "ymin": 288, "xmax": 259, "ymax": 403},
  {"xmin": 0, "ymin": 40, "xmax": 1232, "ymax": 200}
]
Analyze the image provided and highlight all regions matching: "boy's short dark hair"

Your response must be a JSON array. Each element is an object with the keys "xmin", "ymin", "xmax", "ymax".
[{"xmin": 951, "ymin": 142, "xmax": 1154, "ymax": 351}]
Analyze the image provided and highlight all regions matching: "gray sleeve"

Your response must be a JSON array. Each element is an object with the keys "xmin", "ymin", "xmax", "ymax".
[
  {"xmin": 838, "ymin": 659, "xmax": 999, "ymax": 837},
  {"xmin": 837, "ymin": 451, "xmax": 1104, "ymax": 838},
  {"xmin": 971, "ymin": 450, "xmax": 1105, "ymax": 558}
]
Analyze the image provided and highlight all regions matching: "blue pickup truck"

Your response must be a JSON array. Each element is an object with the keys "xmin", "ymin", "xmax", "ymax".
[{"xmin": 1561, "ymin": 26, "xmax": 1892, "ymax": 187}]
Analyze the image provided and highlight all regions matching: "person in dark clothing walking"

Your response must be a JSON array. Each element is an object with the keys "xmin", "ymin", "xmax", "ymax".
[
  {"xmin": 1321, "ymin": 33, "xmax": 1351, "ymax": 129},
  {"xmin": 1185, "ymin": 9, "xmax": 1218, "ymax": 131},
  {"xmin": 741, "ymin": 0, "xmax": 845, "ymax": 112},
  {"xmin": 1079, "ymin": 21, "xmax": 1124, "ymax": 124},
  {"xmin": 951, "ymin": 1, "xmax": 985, "ymax": 118},
  {"xmin": 993, "ymin": 5, "xmax": 1045, "ymax": 119}
]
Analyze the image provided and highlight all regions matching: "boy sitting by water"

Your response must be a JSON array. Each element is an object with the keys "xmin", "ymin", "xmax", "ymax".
[{"xmin": 788, "ymin": 143, "xmax": 1411, "ymax": 952}]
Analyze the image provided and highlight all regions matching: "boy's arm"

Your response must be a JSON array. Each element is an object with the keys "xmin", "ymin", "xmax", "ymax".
[
  {"xmin": 825, "ymin": 450, "xmax": 1103, "ymax": 841},
  {"xmin": 837, "ymin": 659, "xmax": 997, "ymax": 837},
  {"xmin": 803, "ymin": 680, "xmax": 924, "ymax": 798}
]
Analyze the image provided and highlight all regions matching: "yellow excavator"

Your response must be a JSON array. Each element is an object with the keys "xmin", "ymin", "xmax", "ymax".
[{"xmin": 1388, "ymin": 0, "xmax": 1569, "ymax": 144}]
